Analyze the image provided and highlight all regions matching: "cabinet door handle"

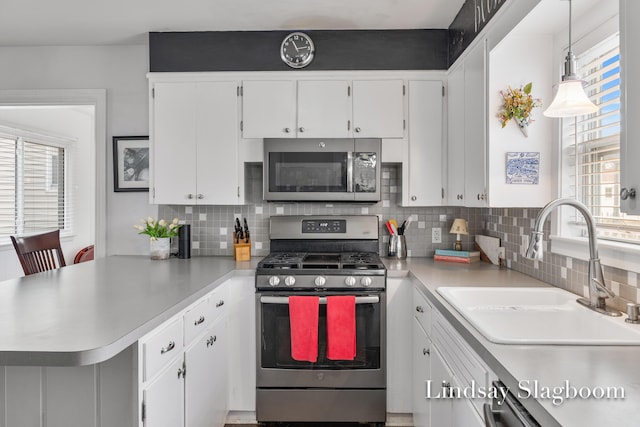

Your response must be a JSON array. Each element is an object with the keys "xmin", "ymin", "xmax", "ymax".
[
  {"xmin": 423, "ymin": 348, "xmax": 430, "ymax": 356},
  {"xmin": 194, "ymin": 316, "xmax": 205, "ymax": 326},
  {"xmin": 177, "ymin": 365, "xmax": 186, "ymax": 378},
  {"xmin": 299, "ymin": 127, "xmax": 305, "ymax": 133},
  {"xmin": 284, "ymin": 127, "xmax": 291, "ymax": 133},
  {"xmin": 355, "ymin": 127, "xmax": 361, "ymax": 133},
  {"xmin": 216, "ymin": 300, "xmax": 225, "ymax": 308},
  {"xmin": 187, "ymin": 194, "xmax": 194, "ymax": 199},
  {"xmin": 416, "ymin": 306, "xmax": 424, "ymax": 313},
  {"xmin": 411, "ymin": 196, "xmax": 417, "ymax": 201},
  {"xmin": 160, "ymin": 341, "xmax": 175, "ymax": 354},
  {"xmin": 207, "ymin": 335, "xmax": 218, "ymax": 347},
  {"xmin": 197, "ymin": 194, "xmax": 204, "ymax": 199},
  {"xmin": 621, "ymin": 188, "xmax": 636, "ymax": 200}
]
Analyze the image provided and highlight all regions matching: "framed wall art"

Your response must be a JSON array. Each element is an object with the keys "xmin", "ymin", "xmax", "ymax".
[
  {"xmin": 113, "ymin": 136, "xmax": 149, "ymax": 192},
  {"xmin": 506, "ymin": 152, "xmax": 540, "ymax": 185}
]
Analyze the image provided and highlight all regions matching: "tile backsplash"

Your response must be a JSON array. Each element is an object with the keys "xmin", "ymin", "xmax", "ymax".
[
  {"xmin": 481, "ymin": 207, "xmax": 640, "ymax": 308},
  {"xmin": 158, "ymin": 164, "xmax": 640, "ymax": 307},
  {"xmin": 159, "ymin": 164, "xmax": 477, "ymax": 258}
]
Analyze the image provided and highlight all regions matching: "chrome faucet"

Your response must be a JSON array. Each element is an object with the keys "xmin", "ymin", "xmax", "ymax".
[{"xmin": 525, "ymin": 198, "xmax": 621, "ymax": 317}]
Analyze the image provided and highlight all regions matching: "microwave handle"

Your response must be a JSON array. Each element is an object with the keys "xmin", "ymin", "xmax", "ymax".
[{"xmin": 347, "ymin": 152, "xmax": 354, "ymax": 193}]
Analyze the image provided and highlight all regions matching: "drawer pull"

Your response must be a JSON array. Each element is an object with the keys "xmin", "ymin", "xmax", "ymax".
[
  {"xmin": 206, "ymin": 335, "xmax": 217, "ymax": 347},
  {"xmin": 160, "ymin": 341, "xmax": 176, "ymax": 354},
  {"xmin": 216, "ymin": 300, "xmax": 225, "ymax": 308},
  {"xmin": 423, "ymin": 348, "xmax": 430, "ymax": 356},
  {"xmin": 194, "ymin": 316, "xmax": 205, "ymax": 326},
  {"xmin": 416, "ymin": 306, "xmax": 424, "ymax": 313}
]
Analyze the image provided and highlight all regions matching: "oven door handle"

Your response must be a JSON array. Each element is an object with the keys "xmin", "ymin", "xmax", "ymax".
[{"xmin": 260, "ymin": 296, "xmax": 379, "ymax": 305}]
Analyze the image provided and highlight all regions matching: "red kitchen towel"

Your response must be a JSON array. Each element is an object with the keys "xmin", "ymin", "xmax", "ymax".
[
  {"xmin": 289, "ymin": 296, "xmax": 320, "ymax": 362},
  {"xmin": 326, "ymin": 295, "xmax": 356, "ymax": 360}
]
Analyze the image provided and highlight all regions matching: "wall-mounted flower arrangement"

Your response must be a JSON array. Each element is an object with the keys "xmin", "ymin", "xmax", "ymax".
[{"xmin": 498, "ymin": 82, "xmax": 542, "ymax": 137}]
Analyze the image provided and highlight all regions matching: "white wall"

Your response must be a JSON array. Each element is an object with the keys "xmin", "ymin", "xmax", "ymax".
[
  {"xmin": 0, "ymin": 45, "xmax": 156, "ymax": 261},
  {"xmin": 488, "ymin": 32, "xmax": 554, "ymax": 207}
]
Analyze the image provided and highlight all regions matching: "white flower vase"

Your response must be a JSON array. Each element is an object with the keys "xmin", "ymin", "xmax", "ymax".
[
  {"xmin": 150, "ymin": 237, "xmax": 170, "ymax": 260},
  {"xmin": 515, "ymin": 117, "xmax": 529, "ymax": 137}
]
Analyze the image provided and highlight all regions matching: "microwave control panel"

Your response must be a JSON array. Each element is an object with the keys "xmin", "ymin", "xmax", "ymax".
[{"xmin": 302, "ymin": 220, "xmax": 346, "ymax": 234}]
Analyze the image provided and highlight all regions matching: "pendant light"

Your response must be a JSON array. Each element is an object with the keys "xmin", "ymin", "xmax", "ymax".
[{"xmin": 543, "ymin": 0, "xmax": 598, "ymax": 117}]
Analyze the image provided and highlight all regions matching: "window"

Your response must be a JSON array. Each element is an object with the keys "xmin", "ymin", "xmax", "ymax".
[
  {"xmin": 560, "ymin": 33, "xmax": 640, "ymax": 243},
  {"xmin": 0, "ymin": 127, "xmax": 70, "ymax": 237}
]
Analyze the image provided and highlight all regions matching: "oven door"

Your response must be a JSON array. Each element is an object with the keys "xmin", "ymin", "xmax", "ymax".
[{"xmin": 256, "ymin": 291, "xmax": 386, "ymax": 389}]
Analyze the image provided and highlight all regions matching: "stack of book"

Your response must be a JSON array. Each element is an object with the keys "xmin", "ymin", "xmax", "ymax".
[{"xmin": 434, "ymin": 249, "xmax": 480, "ymax": 263}]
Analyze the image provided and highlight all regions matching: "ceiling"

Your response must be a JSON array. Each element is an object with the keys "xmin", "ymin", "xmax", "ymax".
[{"xmin": 0, "ymin": 0, "xmax": 466, "ymax": 47}]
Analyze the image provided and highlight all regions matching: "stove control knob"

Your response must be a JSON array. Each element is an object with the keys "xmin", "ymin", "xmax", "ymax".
[
  {"xmin": 284, "ymin": 276, "xmax": 296, "ymax": 287},
  {"xmin": 314, "ymin": 276, "xmax": 326, "ymax": 287},
  {"xmin": 361, "ymin": 277, "xmax": 372, "ymax": 287},
  {"xmin": 345, "ymin": 276, "xmax": 356, "ymax": 287},
  {"xmin": 268, "ymin": 276, "xmax": 280, "ymax": 287}
]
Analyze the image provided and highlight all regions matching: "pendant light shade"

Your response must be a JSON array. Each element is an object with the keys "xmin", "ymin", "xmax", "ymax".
[
  {"xmin": 543, "ymin": 80, "xmax": 598, "ymax": 117},
  {"xmin": 543, "ymin": 0, "xmax": 598, "ymax": 118}
]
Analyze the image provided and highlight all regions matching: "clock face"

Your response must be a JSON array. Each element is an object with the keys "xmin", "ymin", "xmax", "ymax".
[{"xmin": 280, "ymin": 32, "xmax": 315, "ymax": 68}]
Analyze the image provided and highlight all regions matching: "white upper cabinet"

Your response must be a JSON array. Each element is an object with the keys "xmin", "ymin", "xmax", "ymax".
[
  {"xmin": 463, "ymin": 38, "xmax": 488, "ymax": 207},
  {"xmin": 242, "ymin": 78, "xmax": 405, "ymax": 139},
  {"xmin": 297, "ymin": 80, "xmax": 351, "ymax": 138},
  {"xmin": 621, "ymin": 0, "xmax": 640, "ymax": 214},
  {"xmin": 153, "ymin": 82, "xmax": 198, "ymax": 205},
  {"xmin": 352, "ymin": 79, "xmax": 405, "ymax": 138},
  {"xmin": 241, "ymin": 80, "xmax": 297, "ymax": 138},
  {"xmin": 404, "ymin": 80, "xmax": 444, "ymax": 206},
  {"xmin": 151, "ymin": 80, "xmax": 240, "ymax": 205},
  {"xmin": 446, "ymin": 63, "xmax": 466, "ymax": 205},
  {"xmin": 242, "ymin": 79, "xmax": 350, "ymax": 138}
]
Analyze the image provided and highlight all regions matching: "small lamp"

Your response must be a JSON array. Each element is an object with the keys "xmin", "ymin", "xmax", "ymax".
[{"xmin": 449, "ymin": 218, "xmax": 468, "ymax": 251}]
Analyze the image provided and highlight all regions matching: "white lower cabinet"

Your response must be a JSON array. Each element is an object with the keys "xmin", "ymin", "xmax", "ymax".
[
  {"xmin": 185, "ymin": 319, "xmax": 227, "ymax": 427},
  {"xmin": 412, "ymin": 285, "xmax": 492, "ymax": 427},
  {"xmin": 140, "ymin": 282, "xmax": 234, "ymax": 427},
  {"xmin": 429, "ymin": 346, "xmax": 453, "ymax": 427},
  {"xmin": 412, "ymin": 317, "xmax": 431, "ymax": 427},
  {"xmin": 144, "ymin": 357, "xmax": 185, "ymax": 427}
]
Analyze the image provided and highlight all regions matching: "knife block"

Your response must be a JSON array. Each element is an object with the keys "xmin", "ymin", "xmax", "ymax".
[{"xmin": 233, "ymin": 241, "xmax": 251, "ymax": 261}]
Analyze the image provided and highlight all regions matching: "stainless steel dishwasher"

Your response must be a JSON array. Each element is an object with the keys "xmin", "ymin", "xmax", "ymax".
[{"xmin": 484, "ymin": 381, "xmax": 541, "ymax": 427}]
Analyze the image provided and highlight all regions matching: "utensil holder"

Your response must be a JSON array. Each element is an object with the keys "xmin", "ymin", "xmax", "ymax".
[
  {"xmin": 234, "ymin": 241, "xmax": 251, "ymax": 261},
  {"xmin": 388, "ymin": 235, "xmax": 407, "ymax": 259}
]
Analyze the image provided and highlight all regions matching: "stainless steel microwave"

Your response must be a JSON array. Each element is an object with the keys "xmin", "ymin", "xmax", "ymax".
[{"xmin": 263, "ymin": 138, "xmax": 381, "ymax": 202}]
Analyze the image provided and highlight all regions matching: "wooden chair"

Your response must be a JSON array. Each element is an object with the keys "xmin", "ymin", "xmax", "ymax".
[
  {"xmin": 10, "ymin": 230, "xmax": 66, "ymax": 276},
  {"xmin": 73, "ymin": 245, "xmax": 94, "ymax": 264}
]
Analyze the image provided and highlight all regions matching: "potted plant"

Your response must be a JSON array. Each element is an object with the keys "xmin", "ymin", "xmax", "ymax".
[
  {"xmin": 134, "ymin": 217, "xmax": 182, "ymax": 260},
  {"xmin": 498, "ymin": 82, "xmax": 542, "ymax": 137}
]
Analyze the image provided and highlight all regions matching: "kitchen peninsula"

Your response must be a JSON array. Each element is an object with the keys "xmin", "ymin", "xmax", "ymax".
[{"xmin": 1, "ymin": 256, "xmax": 640, "ymax": 427}]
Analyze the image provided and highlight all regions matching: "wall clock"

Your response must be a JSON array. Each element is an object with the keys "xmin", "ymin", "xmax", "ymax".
[{"xmin": 280, "ymin": 32, "xmax": 315, "ymax": 68}]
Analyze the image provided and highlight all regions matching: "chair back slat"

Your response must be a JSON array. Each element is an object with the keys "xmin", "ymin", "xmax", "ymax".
[{"xmin": 10, "ymin": 230, "xmax": 66, "ymax": 276}]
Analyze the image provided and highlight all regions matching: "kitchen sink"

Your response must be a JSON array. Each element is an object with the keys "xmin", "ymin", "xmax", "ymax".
[{"xmin": 437, "ymin": 287, "xmax": 640, "ymax": 345}]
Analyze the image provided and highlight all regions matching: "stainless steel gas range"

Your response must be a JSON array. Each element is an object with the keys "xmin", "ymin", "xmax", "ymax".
[{"xmin": 255, "ymin": 215, "xmax": 386, "ymax": 424}]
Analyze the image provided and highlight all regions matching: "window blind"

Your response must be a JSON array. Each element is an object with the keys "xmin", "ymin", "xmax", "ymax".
[
  {"xmin": 0, "ymin": 131, "xmax": 67, "ymax": 238},
  {"xmin": 563, "ymin": 33, "xmax": 640, "ymax": 242}
]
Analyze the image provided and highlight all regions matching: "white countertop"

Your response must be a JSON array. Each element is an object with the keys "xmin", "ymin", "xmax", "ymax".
[
  {"xmin": 2, "ymin": 255, "xmax": 639, "ymax": 426},
  {"xmin": 0, "ymin": 256, "xmax": 257, "ymax": 366},
  {"xmin": 385, "ymin": 257, "xmax": 640, "ymax": 427}
]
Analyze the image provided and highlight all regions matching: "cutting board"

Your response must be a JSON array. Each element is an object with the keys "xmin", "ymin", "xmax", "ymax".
[{"xmin": 475, "ymin": 235, "xmax": 502, "ymax": 265}]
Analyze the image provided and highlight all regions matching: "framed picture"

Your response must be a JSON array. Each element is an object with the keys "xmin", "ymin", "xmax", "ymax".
[
  {"xmin": 506, "ymin": 152, "xmax": 540, "ymax": 185},
  {"xmin": 113, "ymin": 136, "xmax": 149, "ymax": 192}
]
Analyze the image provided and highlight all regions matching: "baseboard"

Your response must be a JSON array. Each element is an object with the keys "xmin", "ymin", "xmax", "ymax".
[
  {"xmin": 225, "ymin": 411, "xmax": 413, "ymax": 426},
  {"xmin": 226, "ymin": 410, "xmax": 258, "ymax": 424},
  {"xmin": 386, "ymin": 412, "xmax": 414, "ymax": 426}
]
